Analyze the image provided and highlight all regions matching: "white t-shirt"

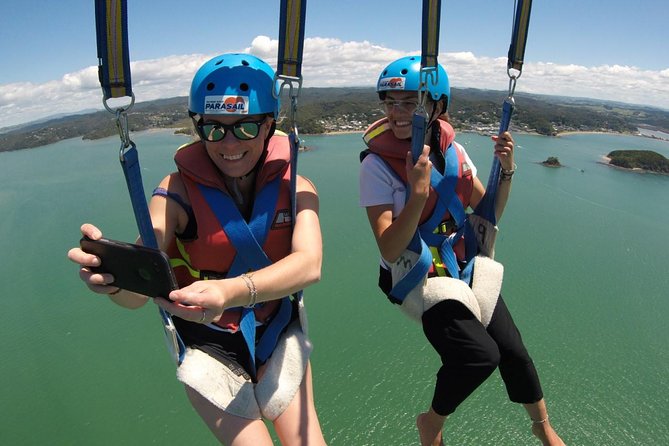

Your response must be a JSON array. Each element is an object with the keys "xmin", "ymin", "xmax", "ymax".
[{"xmin": 359, "ymin": 141, "xmax": 477, "ymax": 217}]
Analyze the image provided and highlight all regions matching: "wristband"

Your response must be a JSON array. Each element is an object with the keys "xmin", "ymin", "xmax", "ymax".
[{"xmin": 500, "ymin": 163, "xmax": 517, "ymax": 181}]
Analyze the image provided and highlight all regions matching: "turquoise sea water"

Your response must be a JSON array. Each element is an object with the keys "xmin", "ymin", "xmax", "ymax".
[{"xmin": 0, "ymin": 130, "xmax": 667, "ymax": 445}]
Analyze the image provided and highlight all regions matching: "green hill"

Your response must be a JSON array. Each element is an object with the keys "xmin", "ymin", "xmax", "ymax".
[
  {"xmin": 607, "ymin": 150, "xmax": 669, "ymax": 174},
  {"xmin": 2, "ymin": 88, "xmax": 668, "ymax": 152}
]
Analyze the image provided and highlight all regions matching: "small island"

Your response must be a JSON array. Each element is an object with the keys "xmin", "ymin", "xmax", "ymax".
[
  {"xmin": 541, "ymin": 156, "xmax": 563, "ymax": 167},
  {"xmin": 604, "ymin": 150, "xmax": 669, "ymax": 174}
]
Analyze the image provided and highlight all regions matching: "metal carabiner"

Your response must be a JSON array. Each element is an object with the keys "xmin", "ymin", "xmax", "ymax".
[
  {"xmin": 417, "ymin": 66, "xmax": 438, "ymax": 111},
  {"xmin": 114, "ymin": 108, "xmax": 136, "ymax": 161},
  {"xmin": 103, "ymin": 92, "xmax": 135, "ymax": 115},
  {"xmin": 506, "ymin": 67, "xmax": 522, "ymax": 99},
  {"xmin": 118, "ymin": 139, "xmax": 137, "ymax": 163},
  {"xmin": 274, "ymin": 73, "xmax": 303, "ymax": 130},
  {"xmin": 273, "ymin": 74, "xmax": 302, "ymax": 99},
  {"xmin": 102, "ymin": 92, "xmax": 136, "ymax": 158},
  {"xmin": 115, "ymin": 109, "xmax": 132, "ymax": 149}
]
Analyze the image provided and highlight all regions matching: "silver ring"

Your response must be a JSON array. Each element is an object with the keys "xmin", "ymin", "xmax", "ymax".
[{"xmin": 198, "ymin": 309, "xmax": 206, "ymax": 323}]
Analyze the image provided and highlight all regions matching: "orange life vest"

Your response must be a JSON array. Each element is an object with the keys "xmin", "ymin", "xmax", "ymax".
[
  {"xmin": 362, "ymin": 117, "xmax": 474, "ymax": 263},
  {"xmin": 166, "ymin": 135, "xmax": 294, "ymax": 331}
]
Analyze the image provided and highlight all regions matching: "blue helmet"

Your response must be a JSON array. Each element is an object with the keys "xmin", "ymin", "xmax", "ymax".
[
  {"xmin": 189, "ymin": 53, "xmax": 279, "ymax": 118},
  {"xmin": 377, "ymin": 56, "xmax": 450, "ymax": 105}
]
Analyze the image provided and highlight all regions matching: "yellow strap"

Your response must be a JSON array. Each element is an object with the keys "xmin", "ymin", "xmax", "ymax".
[
  {"xmin": 102, "ymin": 0, "xmax": 131, "ymax": 98},
  {"xmin": 509, "ymin": 0, "xmax": 532, "ymax": 71},
  {"xmin": 430, "ymin": 246, "xmax": 447, "ymax": 277},
  {"xmin": 423, "ymin": 0, "xmax": 440, "ymax": 68},
  {"xmin": 278, "ymin": 0, "xmax": 306, "ymax": 78}
]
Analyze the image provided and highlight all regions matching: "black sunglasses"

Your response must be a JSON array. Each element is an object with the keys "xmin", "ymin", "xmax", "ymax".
[{"xmin": 195, "ymin": 117, "xmax": 267, "ymax": 142}]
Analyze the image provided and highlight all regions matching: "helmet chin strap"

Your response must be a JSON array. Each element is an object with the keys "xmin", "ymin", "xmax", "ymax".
[
  {"xmin": 230, "ymin": 176, "xmax": 246, "ymax": 205},
  {"xmin": 229, "ymin": 165, "xmax": 258, "ymax": 205},
  {"xmin": 426, "ymin": 99, "xmax": 444, "ymax": 126},
  {"xmin": 227, "ymin": 128, "xmax": 272, "ymax": 205}
]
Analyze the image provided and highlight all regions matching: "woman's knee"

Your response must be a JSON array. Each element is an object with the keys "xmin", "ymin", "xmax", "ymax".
[
  {"xmin": 451, "ymin": 341, "xmax": 500, "ymax": 375},
  {"xmin": 273, "ymin": 363, "xmax": 326, "ymax": 446},
  {"xmin": 184, "ymin": 385, "xmax": 273, "ymax": 445},
  {"xmin": 423, "ymin": 300, "xmax": 501, "ymax": 369}
]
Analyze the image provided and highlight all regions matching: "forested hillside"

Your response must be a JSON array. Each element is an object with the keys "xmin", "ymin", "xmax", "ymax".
[{"xmin": 2, "ymin": 88, "xmax": 668, "ymax": 152}]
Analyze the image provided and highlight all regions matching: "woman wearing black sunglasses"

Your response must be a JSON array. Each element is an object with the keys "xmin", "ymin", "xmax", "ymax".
[{"xmin": 68, "ymin": 53, "xmax": 326, "ymax": 445}]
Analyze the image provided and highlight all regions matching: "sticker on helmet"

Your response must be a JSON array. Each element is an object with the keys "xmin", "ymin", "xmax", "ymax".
[
  {"xmin": 378, "ymin": 77, "xmax": 405, "ymax": 91},
  {"xmin": 204, "ymin": 95, "xmax": 249, "ymax": 114}
]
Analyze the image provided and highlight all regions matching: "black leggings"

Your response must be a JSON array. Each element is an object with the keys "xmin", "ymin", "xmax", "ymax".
[
  {"xmin": 378, "ymin": 267, "xmax": 543, "ymax": 416},
  {"xmin": 422, "ymin": 297, "xmax": 543, "ymax": 415}
]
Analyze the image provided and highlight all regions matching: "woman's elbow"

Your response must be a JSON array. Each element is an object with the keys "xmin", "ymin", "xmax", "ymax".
[
  {"xmin": 305, "ymin": 253, "xmax": 322, "ymax": 286},
  {"xmin": 379, "ymin": 244, "xmax": 402, "ymax": 264}
]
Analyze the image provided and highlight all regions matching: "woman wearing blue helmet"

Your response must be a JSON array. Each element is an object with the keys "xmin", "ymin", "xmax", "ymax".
[
  {"xmin": 360, "ymin": 56, "xmax": 564, "ymax": 446},
  {"xmin": 69, "ymin": 53, "xmax": 326, "ymax": 445}
]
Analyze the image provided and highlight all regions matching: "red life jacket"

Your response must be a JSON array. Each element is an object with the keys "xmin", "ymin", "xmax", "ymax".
[
  {"xmin": 166, "ymin": 135, "xmax": 293, "ymax": 331},
  {"xmin": 363, "ymin": 117, "xmax": 474, "ymax": 262}
]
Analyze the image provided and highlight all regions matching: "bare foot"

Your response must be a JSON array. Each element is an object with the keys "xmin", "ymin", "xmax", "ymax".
[
  {"xmin": 416, "ymin": 412, "xmax": 445, "ymax": 446},
  {"xmin": 531, "ymin": 420, "xmax": 566, "ymax": 446}
]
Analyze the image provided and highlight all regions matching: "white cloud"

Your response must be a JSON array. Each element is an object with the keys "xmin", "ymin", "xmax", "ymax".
[{"xmin": 1, "ymin": 36, "xmax": 668, "ymax": 129}]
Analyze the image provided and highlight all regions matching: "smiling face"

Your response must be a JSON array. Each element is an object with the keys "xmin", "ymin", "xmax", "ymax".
[
  {"xmin": 382, "ymin": 91, "xmax": 443, "ymax": 140},
  {"xmin": 201, "ymin": 114, "xmax": 273, "ymax": 178},
  {"xmin": 383, "ymin": 91, "xmax": 420, "ymax": 140}
]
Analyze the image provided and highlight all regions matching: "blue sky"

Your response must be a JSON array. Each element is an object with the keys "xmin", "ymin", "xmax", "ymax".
[{"xmin": 1, "ymin": 0, "xmax": 668, "ymax": 128}]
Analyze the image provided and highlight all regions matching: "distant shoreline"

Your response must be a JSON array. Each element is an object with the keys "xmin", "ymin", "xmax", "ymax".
[
  {"xmin": 2, "ymin": 126, "xmax": 666, "ymax": 154},
  {"xmin": 556, "ymin": 130, "xmax": 619, "ymax": 137},
  {"xmin": 556, "ymin": 129, "xmax": 669, "ymax": 142},
  {"xmin": 320, "ymin": 130, "xmax": 364, "ymax": 136}
]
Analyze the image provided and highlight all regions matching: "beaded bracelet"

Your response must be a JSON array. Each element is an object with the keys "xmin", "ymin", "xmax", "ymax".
[
  {"xmin": 240, "ymin": 273, "xmax": 258, "ymax": 308},
  {"xmin": 500, "ymin": 163, "xmax": 517, "ymax": 181}
]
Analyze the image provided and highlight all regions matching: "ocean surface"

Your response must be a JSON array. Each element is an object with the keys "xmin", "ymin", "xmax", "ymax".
[{"xmin": 0, "ymin": 129, "xmax": 667, "ymax": 445}]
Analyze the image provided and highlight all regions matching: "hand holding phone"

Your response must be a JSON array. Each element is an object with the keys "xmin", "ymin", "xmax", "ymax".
[{"xmin": 80, "ymin": 237, "xmax": 178, "ymax": 298}]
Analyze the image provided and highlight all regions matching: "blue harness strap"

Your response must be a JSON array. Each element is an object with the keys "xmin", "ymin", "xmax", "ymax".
[
  {"xmin": 419, "ymin": 145, "xmax": 466, "ymax": 280},
  {"xmin": 197, "ymin": 177, "xmax": 294, "ymax": 375},
  {"xmin": 388, "ymin": 234, "xmax": 433, "ymax": 302},
  {"xmin": 411, "ymin": 113, "xmax": 428, "ymax": 163},
  {"xmin": 473, "ymin": 99, "xmax": 514, "ymax": 226},
  {"xmin": 472, "ymin": 0, "xmax": 532, "ymax": 242},
  {"xmin": 120, "ymin": 145, "xmax": 158, "ymax": 248},
  {"xmin": 120, "ymin": 144, "xmax": 186, "ymax": 364},
  {"xmin": 389, "ymin": 143, "xmax": 467, "ymax": 301},
  {"xmin": 95, "ymin": 0, "xmax": 188, "ymax": 365}
]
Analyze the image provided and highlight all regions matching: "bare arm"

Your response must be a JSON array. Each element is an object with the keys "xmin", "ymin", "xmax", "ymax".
[
  {"xmin": 468, "ymin": 131, "xmax": 515, "ymax": 223},
  {"xmin": 366, "ymin": 146, "xmax": 431, "ymax": 263},
  {"xmin": 491, "ymin": 131, "xmax": 515, "ymax": 222}
]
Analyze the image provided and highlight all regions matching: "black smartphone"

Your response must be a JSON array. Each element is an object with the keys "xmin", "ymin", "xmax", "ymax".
[{"xmin": 80, "ymin": 237, "xmax": 178, "ymax": 298}]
